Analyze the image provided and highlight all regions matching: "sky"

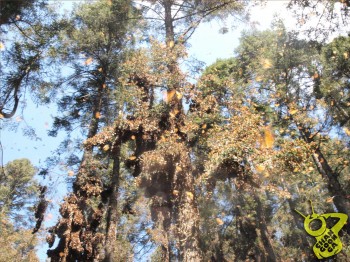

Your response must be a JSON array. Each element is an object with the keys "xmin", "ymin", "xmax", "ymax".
[{"xmin": 1, "ymin": 1, "xmax": 318, "ymax": 261}]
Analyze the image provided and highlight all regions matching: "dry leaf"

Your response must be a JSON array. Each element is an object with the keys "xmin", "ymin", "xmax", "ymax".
[
  {"xmin": 176, "ymin": 91, "xmax": 183, "ymax": 99},
  {"xmin": 129, "ymin": 155, "xmax": 137, "ymax": 161},
  {"xmin": 289, "ymin": 109, "xmax": 298, "ymax": 115},
  {"xmin": 168, "ymin": 40, "xmax": 175, "ymax": 48},
  {"xmin": 103, "ymin": 144, "xmax": 110, "ymax": 151},
  {"xmin": 166, "ymin": 89, "xmax": 176, "ymax": 103},
  {"xmin": 185, "ymin": 191, "xmax": 194, "ymax": 200},
  {"xmin": 256, "ymin": 164, "xmax": 265, "ymax": 172},
  {"xmin": 255, "ymin": 75, "xmax": 263, "ymax": 82},
  {"xmin": 170, "ymin": 108, "xmax": 179, "ymax": 118},
  {"xmin": 172, "ymin": 190, "xmax": 179, "ymax": 196},
  {"xmin": 262, "ymin": 59, "xmax": 272, "ymax": 69},
  {"xmin": 344, "ymin": 52, "xmax": 348, "ymax": 59},
  {"xmin": 84, "ymin": 57, "xmax": 93, "ymax": 66},
  {"xmin": 95, "ymin": 112, "xmax": 101, "ymax": 118},
  {"xmin": 216, "ymin": 218, "xmax": 224, "ymax": 225},
  {"xmin": 264, "ymin": 126, "xmax": 274, "ymax": 148},
  {"xmin": 344, "ymin": 127, "xmax": 350, "ymax": 136},
  {"xmin": 326, "ymin": 196, "xmax": 334, "ymax": 203}
]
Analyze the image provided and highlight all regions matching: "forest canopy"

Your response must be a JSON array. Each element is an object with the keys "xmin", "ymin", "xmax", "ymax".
[{"xmin": 1, "ymin": 0, "xmax": 350, "ymax": 261}]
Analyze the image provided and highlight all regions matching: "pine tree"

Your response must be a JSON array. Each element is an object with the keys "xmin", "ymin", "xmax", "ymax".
[
  {"xmin": 45, "ymin": 1, "xmax": 138, "ymax": 261},
  {"xmin": 0, "ymin": 158, "xmax": 39, "ymax": 261}
]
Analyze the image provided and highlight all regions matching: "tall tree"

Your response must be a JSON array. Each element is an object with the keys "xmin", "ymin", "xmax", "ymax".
[
  {"xmin": 0, "ymin": 158, "xmax": 39, "ymax": 261},
  {"xmin": 196, "ymin": 22, "xmax": 350, "ymax": 259},
  {"xmin": 81, "ymin": 1, "xmax": 250, "ymax": 261},
  {"xmin": 230, "ymin": 23, "xmax": 350, "ymax": 230},
  {"xmin": 0, "ymin": 158, "xmax": 38, "ymax": 222},
  {"xmin": 45, "ymin": 1, "xmax": 139, "ymax": 261},
  {"xmin": 319, "ymin": 35, "xmax": 350, "ymax": 129}
]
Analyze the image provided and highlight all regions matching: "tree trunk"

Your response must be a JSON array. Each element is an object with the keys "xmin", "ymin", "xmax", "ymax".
[
  {"xmin": 48, "ymin": 79, "xmax": 107, "ymax": 261},
  {"xmin": 254, "ymin": 193, "xmax": 277, "ymax": 262},
  {"xmin": 104, "ymin": 143, "xmax": 121, "ymax": 262},
  {"xmin": 162, "ymin": 2, "xmax": 202, "ymax": 260},
  {"xmin": 164, "ymin": 0, "xmax": 175, "ymax": 45},
  {"xmin": 173, "ymin": 152, "xmax": 202, "ymax": 262}
]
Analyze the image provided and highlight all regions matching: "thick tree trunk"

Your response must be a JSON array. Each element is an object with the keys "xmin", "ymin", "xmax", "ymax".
[
  {"xmin": 48, "ymin": 79, "xmax": 107, "ymax": 261},
  {"xmin": 104, "ymin": 144, "xmax": 121, "ymax": 262},
  {"xmin": 176, "ymin": 179, "xmax": 202, "ymax": 261},
  {"xmin": 172, "ymin": 152, "xmax": 202, "ymax": 262},
  {"xmin": 151, "ymin": 204, "xmax": 171, "ymax": 262},
  {"xmin": 161, "ymin": 235, "xmax": 170, "ymax": 262},
  {"xmin": 162, "ymin": 2, "xmax": 202, "ymax": 260}
]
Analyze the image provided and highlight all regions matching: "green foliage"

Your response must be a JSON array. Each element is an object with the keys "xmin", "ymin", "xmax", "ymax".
[
  {"xmin": 320, "ymin": 35, "xmax": 350, "ymax": 128},
  {"xmin": 193, "ymin": 22, "xmax": 350, "ymax": 261},
  {"xmin": 0, "ymin": 0, "xmax": 35, "ymax": 26},
  {"xmin": 0, "ymin": 0, "xmax": 64, "ymax": 119},
  {"xmin": 0, "ymin": 159, "xmax": 39, "ymax": 261},
  {"xmin": 48, "ymin": 0, "xmax": 138, "ymax": 138},
  {"xmin": 0, "ymin": 159, "xmax": 38, "ymax": 223},
  {"xmin": 0, "ymin": 218, "xmax": 39, "ymax": 262}
]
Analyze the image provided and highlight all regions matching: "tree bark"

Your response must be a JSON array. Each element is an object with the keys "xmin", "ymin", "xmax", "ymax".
[
  {"xmin": 254, "ymin": 193, "xmax": 277, "ymax": 262},
  {"xmin": 172, "ymin": 152, "xmax": 203, "ymax": 262},
  {"xmin": 48, "ymin": 76, "xmax": 107, "ymax": 261},
  {"xmin": 164, "ymin": 0, "xmax": 175, "ymax": 45},
  {"xmin": 104, "ymin": 143, "xmax": 121, "ymax": 262},
  {"xmin": 162, "ymin": 2, "xmax": 202, "ymax": 260}
]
